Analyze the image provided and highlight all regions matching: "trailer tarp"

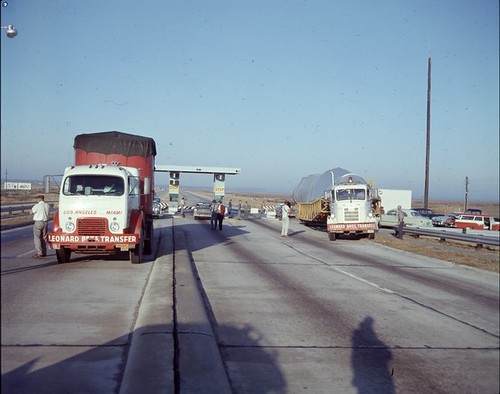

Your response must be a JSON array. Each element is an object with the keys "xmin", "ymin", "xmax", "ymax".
[
  {"xmin": 74, "ymin": 131, "xmax": 157, "ymax": 157},
  {"xmin": 291, "ymin": 167, "xmax": 368, "ymax": 203}
]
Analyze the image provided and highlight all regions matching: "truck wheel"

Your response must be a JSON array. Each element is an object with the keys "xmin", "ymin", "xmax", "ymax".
[
  {"xmin": 328, "ymin": 233, "xmax": 336, "ymax": 241},
  {"xmin": 369, "ymin": 233, "xmax": 375, "ymax": 240},
  {"xmin": 130, "ymin": 227, "xmax": 144, "ymax": 264},
  {"xmin": 130, "ymin": 242, "xmax": 143, "ymax": 264},
  {"xmin": 56, "ymin": 248, "xmax": 71, "ymax": 263}
]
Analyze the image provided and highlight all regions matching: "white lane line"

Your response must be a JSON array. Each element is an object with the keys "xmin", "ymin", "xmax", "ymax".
[
  {"xmin": 284, "ymin": 243, "xmax": 396, "ymax": 294},
  {"xmin": 17, "ymin": 250, "xmax": 36, "ymax": 258},
  {"xmin": 331, "ymin": 266, "xmax": 396, "ymax": 294}
]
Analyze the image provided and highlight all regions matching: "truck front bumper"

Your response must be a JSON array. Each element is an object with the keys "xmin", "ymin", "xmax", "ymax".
[{"xmin": 327, "ymin": 222, "xmax": 377, "ymax": 233}]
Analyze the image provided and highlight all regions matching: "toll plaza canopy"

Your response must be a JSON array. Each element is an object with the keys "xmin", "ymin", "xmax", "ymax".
[
  {"xmin": 291, "ymin": 167, "xmax": 369, "ymax": 203},
  {"xmin": 74, "ymin": 131, "xmax": 157, "ymax": 157}
]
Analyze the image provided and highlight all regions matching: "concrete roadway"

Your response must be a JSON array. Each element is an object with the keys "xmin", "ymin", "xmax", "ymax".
[
  {"xmin": 1, "ymin": 204, "xmax": 499, "ymax": 393},
  {"xmin": 183, "ymin": 211, "xmax": 499, "ymax": 393}
]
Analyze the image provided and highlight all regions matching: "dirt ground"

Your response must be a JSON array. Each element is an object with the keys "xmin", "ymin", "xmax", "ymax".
[
  {"xmin": 2, "ymin": 190, "xmax": 498, "ymax": 273},
  {"xmin": 372, "ymin": 229, "xmax": 499, "ymax": 273}
]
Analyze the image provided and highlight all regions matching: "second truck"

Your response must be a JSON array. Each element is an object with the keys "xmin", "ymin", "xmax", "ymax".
[
  {"xmin": 47, "ymin": 131, "xmax": 156, "ymax": 264},
  {"xmin": 292, "ymin": 167, "xmax": 379, "ymax": 241}
]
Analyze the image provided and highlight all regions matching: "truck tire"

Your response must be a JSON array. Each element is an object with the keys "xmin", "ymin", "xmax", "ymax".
[
  {"xmin": 130, "ymin": 229, "xmax": 144, "ymax": 264},
  {"xmin": 328, "ymin": 233, "xmax": 336, "ymax": 241},
  {"xmin": 56, "ymin": 248, "xmax": 71, "ymax": 263},
  {"xmin": 130, "ymin": 244, "xmax": 143, "ymax": 264},
  {"xmin": 368, "ymin": 233, "xmax": 375, "ymax": 240}
]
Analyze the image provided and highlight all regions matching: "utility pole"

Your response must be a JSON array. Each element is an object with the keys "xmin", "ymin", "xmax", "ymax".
[
  {"xmin": 424, "ymin": 56, "xmax": 431, "ymax": 209},
  {"xmin": 464, "ymin": 176, "xmax": 469, "ymax": 211}
]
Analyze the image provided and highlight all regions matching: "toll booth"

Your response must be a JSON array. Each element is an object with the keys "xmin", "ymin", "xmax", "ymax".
[
  {"xmin": 168, "ymin": 172, "xmax": 180, "ymax": 213},
  {"xmin": 213, "ymin": 173, "xmax": 226, "ymax": 201},
  {"xmin": 155, "ymin": 165, "xmax": 241, "ymax": 212}
]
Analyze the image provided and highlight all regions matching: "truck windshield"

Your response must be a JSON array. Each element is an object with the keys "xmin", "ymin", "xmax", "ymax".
[
  {"xmin": 62, "ymin": 175, "xmax": 125, "ymax": 196},
  {"xmin": 336, "ymin": 188, "xmax": 366, "ymax": 201}
]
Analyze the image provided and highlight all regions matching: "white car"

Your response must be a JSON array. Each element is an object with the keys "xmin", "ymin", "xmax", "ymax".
[
  {"xmin": 379, "ymin": 209, "xmax": 433, "ymax": 228},
  {"xmin": 193, "ymin": 202, "xmax": 212, "ymax": 220}
]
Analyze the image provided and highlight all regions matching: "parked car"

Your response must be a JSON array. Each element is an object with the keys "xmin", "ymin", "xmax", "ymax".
[
  {"xmin": 153, "ymin": 198, "xmax": 164, "ymax": 219},
  {"xmin": 275, "ymin": 204, "xmax": 296, "ymax": 219},
  {"xmin": 463, "ymin": 208, "xmax": 483, "ymax": 215},
  {"xmin": 413, "ymin": 208, "xmax": 433, "ymax": 218},
  {"xmin": 413, "ymin": 208, "xmax": 444, "ymax": 219},
  {"xmin": 445, "ymin": 212, "xmax": 462, "ymax": 228},
  {"xmin": 454, "ymin": 214, "xmax": 500, "ymax": 231},
  {"xmin": 193, "ymin": 201, "xmax": 212, "ymax": 220},
  {"xmin": 379, "ymin": 209, "xmax": 433, "ymax": 228},
  {"xmin": 431, "ymin": 215, "xmax": 448, "ymax": 227}
]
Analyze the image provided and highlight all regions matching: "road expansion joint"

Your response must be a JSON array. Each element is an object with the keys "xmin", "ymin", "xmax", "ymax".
[
  {"xmin": 172, "ymin": 223, "xmax": 232, "ymax": 393},
  {"xmin": 0, "ymin": 343, "xmax": 129, "ymax": 348},
  {"xmin": 220, "ymin": 344, "xmax": 500, "ymax": 350}
]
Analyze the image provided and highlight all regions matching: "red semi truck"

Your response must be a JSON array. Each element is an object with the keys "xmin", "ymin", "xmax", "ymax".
[{"xmin": 47, "ymin": 131, "xmax": 156, "ymax": 264}]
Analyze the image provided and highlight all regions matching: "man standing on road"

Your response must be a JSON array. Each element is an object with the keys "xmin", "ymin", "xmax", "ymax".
[
  {"xmin": 243, "ymin": 201, "xmax": 250, "ymax": 219},
  {"xmin": 32, "ymin": 194, "xmax": 50, "ymax": 258},
  {"xmin": 217, "ymin": 200, "xmax": 225, "ymax": 230},
  {"xmin": 396, "ymin": 205, "xmax": 404, "ymax": 239},
  {"xmin": 238, "ymin": 200, "xmax": 242, "ymax": 220},
  {"xmin": 210, "ymin": 200, "xmax": 218, "ymax": 230},
  {"xmin": 281, "ymin": 201, "xmax": 291, "ymax": 237}
]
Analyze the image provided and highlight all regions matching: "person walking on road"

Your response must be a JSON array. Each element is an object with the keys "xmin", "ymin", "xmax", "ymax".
[
  {"xmin": 396, "ymin": 205, "xmax": 404, "ymax": 239},
  {"xmin": 227, "ymin": 200, "xmax": 233, "ymax": 218},
  {"xmin": 210, "ymin": 200, "xmax": 218, "ymax": 230},
  {"xmin": 281, "ymin": 201, "xmax": 291, "ymax": 237},
  {"xmin": 217, "ymin": 200, "xmax": 225, "ymax": 230},
  {"xmin": 243, "ymin": 201, "xmax": 250, "ymax": 219},
  {"xmin": 179, "ymin": 197, "xmax": 186, "ymax": 218},
  {"xmin": 32, "ymin": 194, "xmax": 50, "ymax": 258},
  {"xmin": 238, "ymin": 200, "xmax": 242, "ymax": 219}
]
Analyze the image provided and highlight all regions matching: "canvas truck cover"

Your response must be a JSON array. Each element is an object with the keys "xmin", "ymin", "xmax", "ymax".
[
  {"xmin": 74, "ymin": 131, "xmax": 157, "ymax": 157},
  {"xmin": 291, "ymin": 167, "xmax": 368, "ymax": 203}
]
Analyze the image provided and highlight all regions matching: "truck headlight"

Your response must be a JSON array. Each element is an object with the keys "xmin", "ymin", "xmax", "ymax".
[
  {"xmin": 65, "ymin": 221, "xmax": 76, "ymax": 233},
  {"xmin": 110, "ymin": 221, "xmax": 120, "ymax": 232}
]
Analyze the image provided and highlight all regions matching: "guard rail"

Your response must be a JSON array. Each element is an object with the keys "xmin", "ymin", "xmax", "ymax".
[
  {"xmin": 402, "ymin": 226, "xmax": 500, "ymax": 248},
  {"xmin": 1, "ymin": 203, "xmax": 57, "ymax": 215}
]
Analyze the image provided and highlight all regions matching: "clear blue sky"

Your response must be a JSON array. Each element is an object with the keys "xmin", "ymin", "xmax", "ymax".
[{"xmin": 1, "ymin": 0, "xmax": 498, "ymax": 201}]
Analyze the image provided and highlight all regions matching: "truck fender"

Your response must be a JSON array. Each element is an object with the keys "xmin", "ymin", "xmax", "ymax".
[
  {"xmin": 129, "ymin": 210, "xmax": 144, "ymax": 235},
  {"xmin": 51, "ymin": 210, "xmax": 61, "ymax": 232}
]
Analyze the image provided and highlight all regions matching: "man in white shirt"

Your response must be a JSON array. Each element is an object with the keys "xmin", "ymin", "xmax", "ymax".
[
  {"xmin": 32, "ymin": 194, "xmax": 50, "ymax": 257},
  {"xmin": 281, "ymin": 201, "xmax": 291, "ymax": 237}
]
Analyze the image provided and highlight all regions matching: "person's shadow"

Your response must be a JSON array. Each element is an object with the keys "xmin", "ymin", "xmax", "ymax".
[{"xmin": 351, "ymin": 316, "xmax": 395, "ymax": 394}]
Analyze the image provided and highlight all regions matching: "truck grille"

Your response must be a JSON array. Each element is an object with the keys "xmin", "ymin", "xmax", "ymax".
[
  {"xmin": 77, "ymin": 218, "xmax": 107, "ymax": 236},
  {"xmin": 344, "ymin": 208, "xmax": 359, "ymax": 221}
]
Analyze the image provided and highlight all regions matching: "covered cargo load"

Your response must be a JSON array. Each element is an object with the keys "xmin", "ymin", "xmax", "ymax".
[
  {"xmin": 74, "ymin": 131, "xmax": 157, "ymax": 157},
  {"xmin": 292, "ymin": 167, "xmax": 378, "ymax": 241},
  {"xmin": 292, "ymin": 167, "xmax": 369, "ymax": 203}
]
